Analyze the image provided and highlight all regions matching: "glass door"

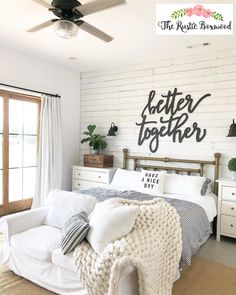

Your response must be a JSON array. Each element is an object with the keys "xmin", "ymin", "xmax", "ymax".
[{"xmin": 0, "ymin": 91, "xmax": 40, "ymax": 216}]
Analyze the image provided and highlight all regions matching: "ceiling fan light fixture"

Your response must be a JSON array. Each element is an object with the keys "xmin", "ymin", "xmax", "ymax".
[{"xmin": 54, "ymin": 20, "xmax": 78, "ymax": 39}]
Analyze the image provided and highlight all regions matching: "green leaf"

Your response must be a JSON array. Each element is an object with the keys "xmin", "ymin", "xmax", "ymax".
[
  {"xmin": 171, "ymin": 9, "xmax": 185, "ymax": 19},
  {"xmin": 212, "ymin": 11, "xmax": 224, "ymax": 21},
  {"xmin": 82, "ymin": 131, "xmax": 91, "ymax": 136},
  {"xmin": 228, "ymin": 158, "xmax": 236, "ymax": 171},
  {"xmin": 87, "ymin": 124, "xmax": 96, "ymax": 134},
  {"xmin": 81, "ymin": 138, "xmax": 90, "ymax": 144}
]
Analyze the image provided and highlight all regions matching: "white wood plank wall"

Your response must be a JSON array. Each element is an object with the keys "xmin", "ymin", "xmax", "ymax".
[{"xmin": 80, "ymin": 48, "xmax": 236, "ymax": 179}]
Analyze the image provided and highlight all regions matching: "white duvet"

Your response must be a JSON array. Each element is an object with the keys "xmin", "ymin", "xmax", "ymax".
[{"xmin": 107, "ymin": 184, "xmax": 217, "ymax": 223}]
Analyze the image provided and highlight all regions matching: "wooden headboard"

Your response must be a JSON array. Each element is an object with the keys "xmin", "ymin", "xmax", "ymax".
[{"xmin": 122, "ymin": 148, "xmax": 221, "ymax": 194}]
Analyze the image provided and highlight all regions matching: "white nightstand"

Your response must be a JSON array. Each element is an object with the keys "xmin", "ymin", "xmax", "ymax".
[
  {"xmin": 217, "ymin": 179, "xmax": 236, "ymax": 241},
  {"xmin": 72, "ymin": 166, "xmax": 116, "ymax": 191}
]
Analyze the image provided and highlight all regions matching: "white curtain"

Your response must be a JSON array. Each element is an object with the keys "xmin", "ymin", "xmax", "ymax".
[{"xmin": 32, "ymin": 95, "xmax": 62, "ymax": 208}]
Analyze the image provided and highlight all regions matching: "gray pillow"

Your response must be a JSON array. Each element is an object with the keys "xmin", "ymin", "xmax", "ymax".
[
  {"xmin": 61, "ymin": 211, "xmax": 89, "ymax": 255},
  {"xmin": 201, "ymin": 178, "xmax": 211, "ymax": 196}
]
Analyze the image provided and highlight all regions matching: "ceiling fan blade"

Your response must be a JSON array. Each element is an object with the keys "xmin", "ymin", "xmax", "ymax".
[
  {"xmin": 74, "ymin": 0, "xmax": 125, "ymax": 16},
  {"xmin": 32, "ymin": 0, "xmax": 52, "ymax": 9},
  {"xmin": 27, "ymin": 20, "xmax": 54, "ymax": 32},
  {"xmin": 77, "ymin": 21, "xmax": 113, "ymax": 42}
]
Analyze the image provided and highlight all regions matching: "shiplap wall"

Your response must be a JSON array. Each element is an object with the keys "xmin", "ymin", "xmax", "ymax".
[{"xmin": 80, "ymin": 48, "xmax": 236, "ymax": 179}]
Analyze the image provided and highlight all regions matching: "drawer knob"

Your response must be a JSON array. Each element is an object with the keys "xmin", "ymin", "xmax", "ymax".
[
  {"xmin": 231, "ymin": 207, "xmax": 235, "ymax": 210},
  {"xmin": 230, "ymin": 224, "xmax": 234, "ymax": 227},
  {"xmin": 98, "ymin": 176, "xmax": 101, "ymax": 178},
  {"xmin": 232, "ymin": 192, "xmax": 235, "ymax": 196}
]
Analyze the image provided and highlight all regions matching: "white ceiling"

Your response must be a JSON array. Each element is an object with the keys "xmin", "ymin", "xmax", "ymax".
[{"xmin": 0, "ymin": 0, "xmax": 235, "ymax": 71}]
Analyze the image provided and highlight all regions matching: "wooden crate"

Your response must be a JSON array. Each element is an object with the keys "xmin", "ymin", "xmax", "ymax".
[{"xmin": 84, "ymin": 154, "xmax": 113, "ymax": 168}]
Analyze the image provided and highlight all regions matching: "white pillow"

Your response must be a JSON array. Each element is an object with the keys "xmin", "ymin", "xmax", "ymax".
[
  {"xmin": 137, "ymin": 170, "xmax": 166, "ymax": 196},
  {"xmin": 164, "ymin": 174, "xmax": 206, "ymax": 197},
  {"xmin": 110, "ymin": 168, "xmax": 141, "ymax": 190},
  {"xmin": 87, "ymin": 198, "xmax": 140, "ymax": 255},
  {"xmin": 44, "ymin": 190, "xmax": 97, "ymax": 229}
]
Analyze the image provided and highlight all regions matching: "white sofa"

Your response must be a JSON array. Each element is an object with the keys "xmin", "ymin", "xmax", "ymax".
[{"xmin": 0, "ymin": 208, "xmax": 138, "ymax": 295}]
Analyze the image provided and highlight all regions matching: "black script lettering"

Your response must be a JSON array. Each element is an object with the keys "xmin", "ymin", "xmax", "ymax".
[
  {"xmin": 158, "ymin": 21, "xmax": 174, "ymax": 31},
  {"xmin": 161, "ymin": 88, "xmax": 187, "ymax": 115},
  {"xmin": 136, "ymin": 89, "xmax": 209, "ymax": 153},
  {"xmin": 187, "ymin": 93, "xmax": 211, "ymax": 113},
  {"xmin": 136, "ymin": 115, "xmax": 158, "ymax": 146},
  {"xmin": 176, "ymin": 21, "xmax": 198, "ymax": 33}
]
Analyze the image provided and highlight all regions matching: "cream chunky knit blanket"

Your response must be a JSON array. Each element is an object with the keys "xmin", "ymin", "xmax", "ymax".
[{"xmin": 74, "ymin": 198, "xmax": 182, "ymax": 295}]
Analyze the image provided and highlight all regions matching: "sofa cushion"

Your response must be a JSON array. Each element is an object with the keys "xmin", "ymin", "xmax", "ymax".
[
  {"xmin": 11, "ymin": 225, "xmax": 61, "ymax": 261},
  {"xmin": 52, "ymin": 248, "xmax": 76, "ymax": 273},
  {"xmin": 44, "ymin": 190, "xmax": 97, "ymax": 229},
  {"xmin": 61, "ymin": 211, "xmax": 90, "ymax": 255}
]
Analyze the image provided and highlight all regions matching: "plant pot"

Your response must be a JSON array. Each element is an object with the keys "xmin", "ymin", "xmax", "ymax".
[
  {"xmin": 90, "ymin": 148, "xmax": 99, "ymax": 155},
  {"xmin": 231, "ymin": 171, "xmax": 236, "ymax": 181}
]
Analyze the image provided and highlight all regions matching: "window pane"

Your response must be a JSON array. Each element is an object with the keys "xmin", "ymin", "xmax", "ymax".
[
  {"xmin": 0, "ymin": 97, "xmax": 3, "ymax": 133},
  {"xmin": 0, "ymin": 170, "xmax": 2, "ymax": 205},
  {"xmin": 23, "ymin": 167, "xmax": 36, "ymax": 200},
  {"xmin": 9, "ymin": 135, "xmax": 22, "ymax": 168},
  {"xmin": 9, "ymin": 168, "xmax": 22, "ymax": 202},
  {"xmin": 24, "ymin": 102, "xmax": 38, "ymax": 135},
  {"xmin": 23, "ymin": 136, "xmax": 37, "ymax": 167},
  {"xmin": 9, "ymin": 100, "xmax": 23, "ymax": 134}
]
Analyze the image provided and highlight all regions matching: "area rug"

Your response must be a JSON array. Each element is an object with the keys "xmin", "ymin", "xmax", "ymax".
[
  {"xmin": 173, "ymin": 256, "xmax": 236, "ymax": 295},
  {"xmin": 1, "ymin": 255, "xmax": 236, "ymax": 295}
]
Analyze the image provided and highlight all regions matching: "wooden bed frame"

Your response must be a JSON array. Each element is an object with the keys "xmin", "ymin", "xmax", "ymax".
[{"xmin": 122, "ymin": 148, "xmax": 221, "ymax": 194}]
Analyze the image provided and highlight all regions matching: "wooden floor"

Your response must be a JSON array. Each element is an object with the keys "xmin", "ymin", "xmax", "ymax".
[{"xmin": 0, "ymin": 268, "xmax": 55, "ymax": 295}]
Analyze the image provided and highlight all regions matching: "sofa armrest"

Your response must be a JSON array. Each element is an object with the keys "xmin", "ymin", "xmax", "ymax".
[{"xmin": 0, "ymin": 207, "xmax": 49, "ymax": 245}]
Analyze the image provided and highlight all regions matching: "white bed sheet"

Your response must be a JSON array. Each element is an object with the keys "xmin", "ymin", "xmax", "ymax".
[{"xmin": 106, "ymin": 184, "xmax": 217, "ymax": 223}]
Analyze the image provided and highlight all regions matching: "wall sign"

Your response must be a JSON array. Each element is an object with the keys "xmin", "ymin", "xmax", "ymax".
[
  {"xmin": 136, "ymin": 87, "xmax": 211, "ymax": 153},
  {"xmin": 156, "ymin": 4, "xmax": 233, "ymax": 35}
]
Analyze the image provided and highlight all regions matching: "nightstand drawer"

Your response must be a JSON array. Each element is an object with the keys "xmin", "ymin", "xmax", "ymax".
[
  {"xmin": 222, "ymin": 186, "xmax": 236, "ymax": 201},
  {"xmin": 72, "ymin": 166, "xmax": 116, "ymax": 191},
  {"xmin": 222, "ymin": 201, "xmax": 236, "ymax": 217},
  {"xmin": 221, "ymin": 215, "xmax": 236, "ymax": 235},
  {"xmin": 74, "ymin": 169, "xmax": 107, "ymax": 183},
  {"xmin": 73, "ymin": 179, "xmax": 106, "ymax": 190}
]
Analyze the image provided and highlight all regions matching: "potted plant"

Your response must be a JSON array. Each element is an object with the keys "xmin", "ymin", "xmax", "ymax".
[
  {"xmin": 81, "ymin": 124, "xmax": 107, "ymax": 155},
  {"xmin": 228, "ymin": 158, "xmax": 236, "ymax": 181}
]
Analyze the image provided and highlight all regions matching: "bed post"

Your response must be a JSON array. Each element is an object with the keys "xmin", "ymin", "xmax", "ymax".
[
  {"xmin": 123, "ymin": 148, "xmax": 128, "ymax": 169},
  {"xmin": 214, "ymin": 153, "xmax": 221, "ymax": 195}
]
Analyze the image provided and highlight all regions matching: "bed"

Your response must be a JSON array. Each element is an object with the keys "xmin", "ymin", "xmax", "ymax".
[{"xmin": 80, "ymin": 148, "xmax": 221, "ymax": 268}]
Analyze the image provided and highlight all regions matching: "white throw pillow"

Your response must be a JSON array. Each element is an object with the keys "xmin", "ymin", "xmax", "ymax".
[
  {"xmin": 110, "ymin": 168, "xmax": 141, "ymax": 190},
  {"xmin": 87, "ymin": 199, "xmax": 140, "ymax": 255},
  {"xmin": 138, "ymin": 170, "xmax": 167, "ymax": 196},
  {"xmin": 44, "ymin": 190, "xmax": 97, "ymax": 229},
  {"xmin": 164, "ymin": 174, "xmax": 206, "ymax": 197}
]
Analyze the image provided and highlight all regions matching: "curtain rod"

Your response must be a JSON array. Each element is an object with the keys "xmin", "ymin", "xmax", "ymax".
[{"xmin": 0, "ymin": 83, "xmax": 61, "ymax": 98}]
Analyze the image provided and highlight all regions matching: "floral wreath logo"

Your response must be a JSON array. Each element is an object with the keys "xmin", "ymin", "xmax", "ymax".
[{"xmin": 171, "ymin": 5, "xmax": 224, "ymax": 21}]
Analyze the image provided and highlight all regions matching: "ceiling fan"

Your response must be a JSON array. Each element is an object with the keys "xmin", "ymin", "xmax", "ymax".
[{"xmin": 27, "ymin": 0, "xmax": 126, "ymax": 42}]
